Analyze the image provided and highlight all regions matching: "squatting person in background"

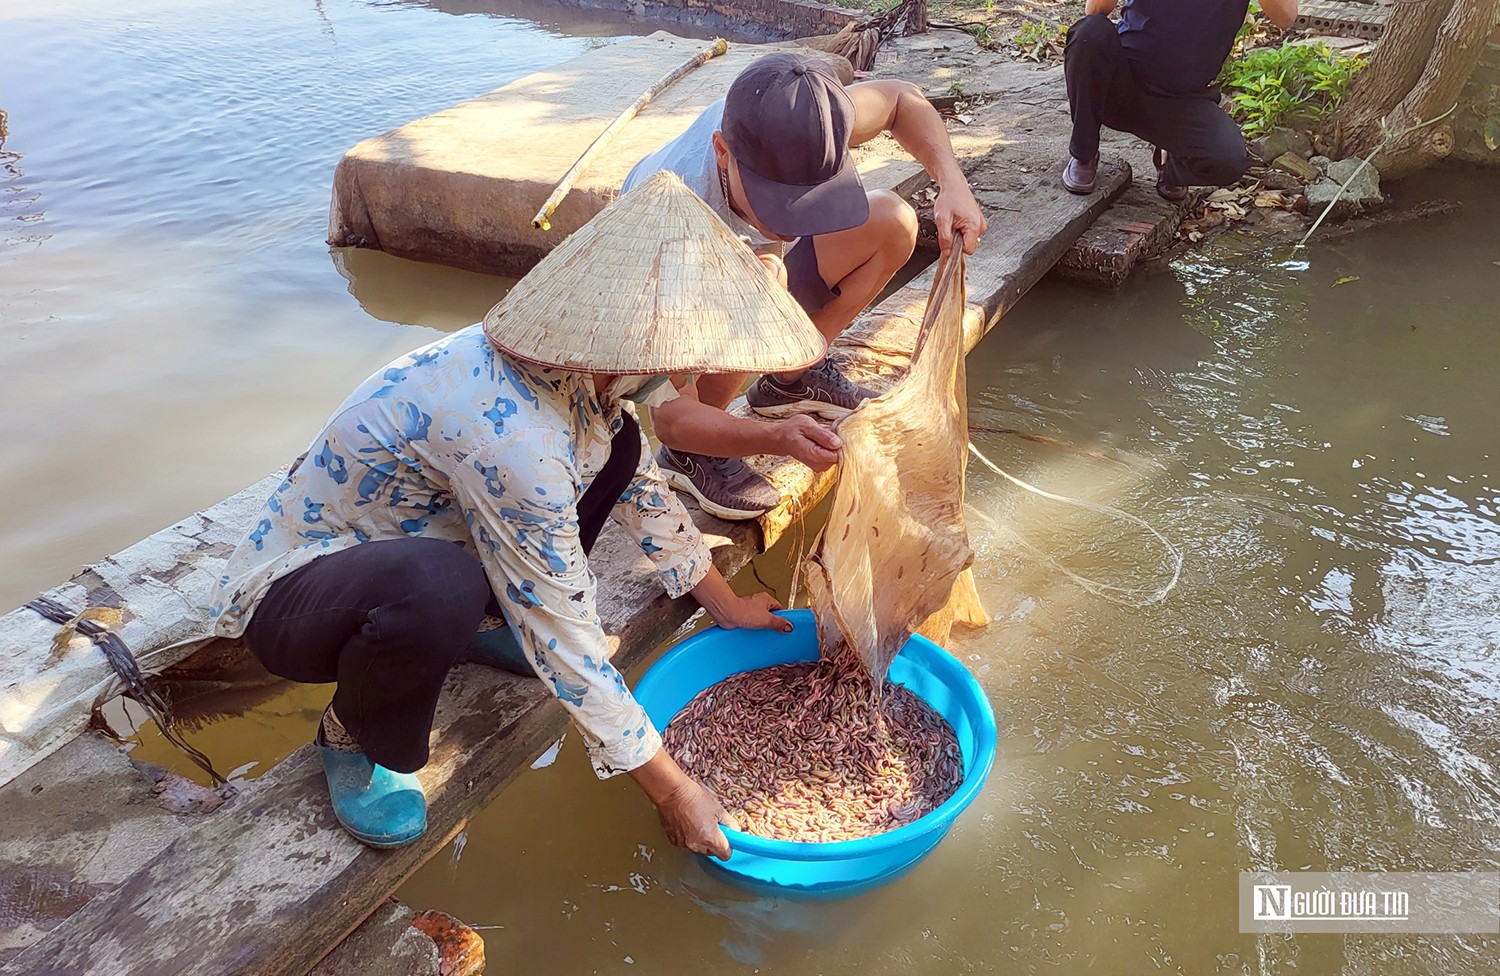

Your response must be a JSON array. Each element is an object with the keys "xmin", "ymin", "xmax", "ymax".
[
  {"xmin": 207, "ymin": 174, "xmax": 822, "ymax": 857},
  {"xmin": 1061, "ymin": 0, "xmax": 1300, "ymax": 200},
  {"xmin": 622, "ymin": 52, "xmax": 988, "ymax": 522}
]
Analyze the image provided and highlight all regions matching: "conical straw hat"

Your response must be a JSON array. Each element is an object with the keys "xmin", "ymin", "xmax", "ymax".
[{"xmin": 483, "ymin": 171, "xmax": 828, "ymax": 375}]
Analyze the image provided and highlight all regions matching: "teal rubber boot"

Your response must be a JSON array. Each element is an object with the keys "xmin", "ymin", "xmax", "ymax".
[
  {"xmin": 319, "ymin": 744, "xmax": 427, "ymax": 848},
  {"xmin": 459, "ymin": 618, "xmax": 535, "ymax": 677}
]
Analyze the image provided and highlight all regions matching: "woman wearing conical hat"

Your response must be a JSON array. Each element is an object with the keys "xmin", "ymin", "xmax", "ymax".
[{"xmin": 207, "ymin": 173, "xmax": 824, "ymax": 856}]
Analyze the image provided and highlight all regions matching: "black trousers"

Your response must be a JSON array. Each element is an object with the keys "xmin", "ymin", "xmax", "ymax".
[
  {"xmin": 245, "ymin": 413, "xmax": 643, "ymax": 773},
  {"xmin": 1064, "ymin": 14, "xmax": 1250, "ymax": 189}
]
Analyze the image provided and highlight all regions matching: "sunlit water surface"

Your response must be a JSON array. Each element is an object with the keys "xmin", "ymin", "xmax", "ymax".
[
  {"xmin": 4, "ymin": 2, "xmax": 1498, "ymax": 973},
  {"xmin": 0, "ymin": 0, "xmax": 652, "ymax": 608}
]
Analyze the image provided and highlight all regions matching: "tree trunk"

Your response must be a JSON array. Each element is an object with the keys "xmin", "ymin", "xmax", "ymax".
[
  {"xmin": 1337, "ymin": 0, "xmax": 1449, "ymax": 134},
  {"xmin": 1330, "ymin": 0, "xmax": 1500, "ymax": 179},
  {"xmin": 906, "ymin": 0, "xmax": 929, "ymax": 34}
]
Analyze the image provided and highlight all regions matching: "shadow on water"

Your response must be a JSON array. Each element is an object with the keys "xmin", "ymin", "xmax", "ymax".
[{"xmin": 331, "ymin": 248, "xmax": 516, "ymax": 331}]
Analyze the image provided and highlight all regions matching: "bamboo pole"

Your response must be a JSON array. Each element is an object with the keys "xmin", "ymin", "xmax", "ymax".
[{"xmin": 531, "ymin": 37, "xmax": 729, "ymax": 231}]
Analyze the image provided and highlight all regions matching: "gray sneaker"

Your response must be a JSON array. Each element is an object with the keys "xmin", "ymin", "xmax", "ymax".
[
  {"xmin": 656, "ymin": 445, "xmax": 781, "ymax": 520},
  {"xmin": 744, "ymin": 358, "xmax": 878, "ymax": 420}
]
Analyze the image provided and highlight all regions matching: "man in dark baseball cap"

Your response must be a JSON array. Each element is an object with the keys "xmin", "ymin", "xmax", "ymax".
[
  {"xmin": 719, "ymin": 55, "xmax": 870, "ymax": 237},
  {"xmin": 623, "ymin": 52, "xmax": 987, "ymax": 521}
]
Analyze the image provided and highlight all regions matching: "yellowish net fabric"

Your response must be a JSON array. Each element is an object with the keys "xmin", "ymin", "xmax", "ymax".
[{"xmin": 803, "ymin": 246, "xmax": 986, "ymax": 681}]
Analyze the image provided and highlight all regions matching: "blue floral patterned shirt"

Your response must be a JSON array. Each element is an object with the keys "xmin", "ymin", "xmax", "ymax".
[{"xmin": 209, "ymin": 326, "xmax": 713, "ymax": 777}]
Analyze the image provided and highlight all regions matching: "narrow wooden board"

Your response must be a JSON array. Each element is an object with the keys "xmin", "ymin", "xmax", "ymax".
[
  {"xmin": 0, "ymin": 474, "xmax": 282, "ymax": 792},
  {"xmin": 0, "ymin": 735, "xmax": 198, "ymax": 963}
]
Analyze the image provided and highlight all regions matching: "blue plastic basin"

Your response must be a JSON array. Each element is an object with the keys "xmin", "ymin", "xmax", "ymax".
[{"xmin": 633, "ymin": 608, "xmax": 997, "ymax": 897}]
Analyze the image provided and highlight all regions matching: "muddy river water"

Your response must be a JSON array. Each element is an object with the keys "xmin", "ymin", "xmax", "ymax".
[{"xmin": 4, "ymin": 1, "xmax": 1498, "ymax": 974}]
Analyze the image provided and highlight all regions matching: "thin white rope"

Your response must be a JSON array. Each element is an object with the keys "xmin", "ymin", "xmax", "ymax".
[{"xmin": 967, "ymin": 440, "xmax": 1183, "ymax": 607}]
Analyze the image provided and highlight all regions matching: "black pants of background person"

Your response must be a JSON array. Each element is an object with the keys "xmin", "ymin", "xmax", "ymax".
[
  {"xmin": 244, "ymin": 413, "xmax": 643, "ymax": 775},
  {"xmin": 1064, "ymin": 13, "xmax": 1250, "ymax": 189}
]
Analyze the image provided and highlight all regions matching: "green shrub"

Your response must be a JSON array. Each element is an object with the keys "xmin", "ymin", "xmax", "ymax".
[{"xmin": 1219, "ymin": 41, "xmax": 1366, "ymax": 138}]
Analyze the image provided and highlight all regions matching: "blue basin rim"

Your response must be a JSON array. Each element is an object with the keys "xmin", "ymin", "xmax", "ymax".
[{"xmin": 633, "ymin": 608, "xmax": 998, "ymax": 864}]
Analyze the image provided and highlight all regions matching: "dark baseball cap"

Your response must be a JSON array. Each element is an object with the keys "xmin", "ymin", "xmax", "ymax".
[{"xmin": 721, "ymin": 53, "xmax": 869, "ymax": 238}]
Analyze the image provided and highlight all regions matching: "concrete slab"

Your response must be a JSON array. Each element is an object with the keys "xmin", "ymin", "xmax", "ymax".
[
  {"xmin": 867, "ymin": 27, "xmax": 989, "ymax": 98},
  {"xmin": 328, "ymin": 32, "xmax": 923, "ymax": 277}
]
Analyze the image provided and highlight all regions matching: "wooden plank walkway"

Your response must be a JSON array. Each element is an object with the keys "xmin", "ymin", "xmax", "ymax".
[{"xmin": 1, "ymin": 40, "xmax": 1129, "ymax": 974}]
